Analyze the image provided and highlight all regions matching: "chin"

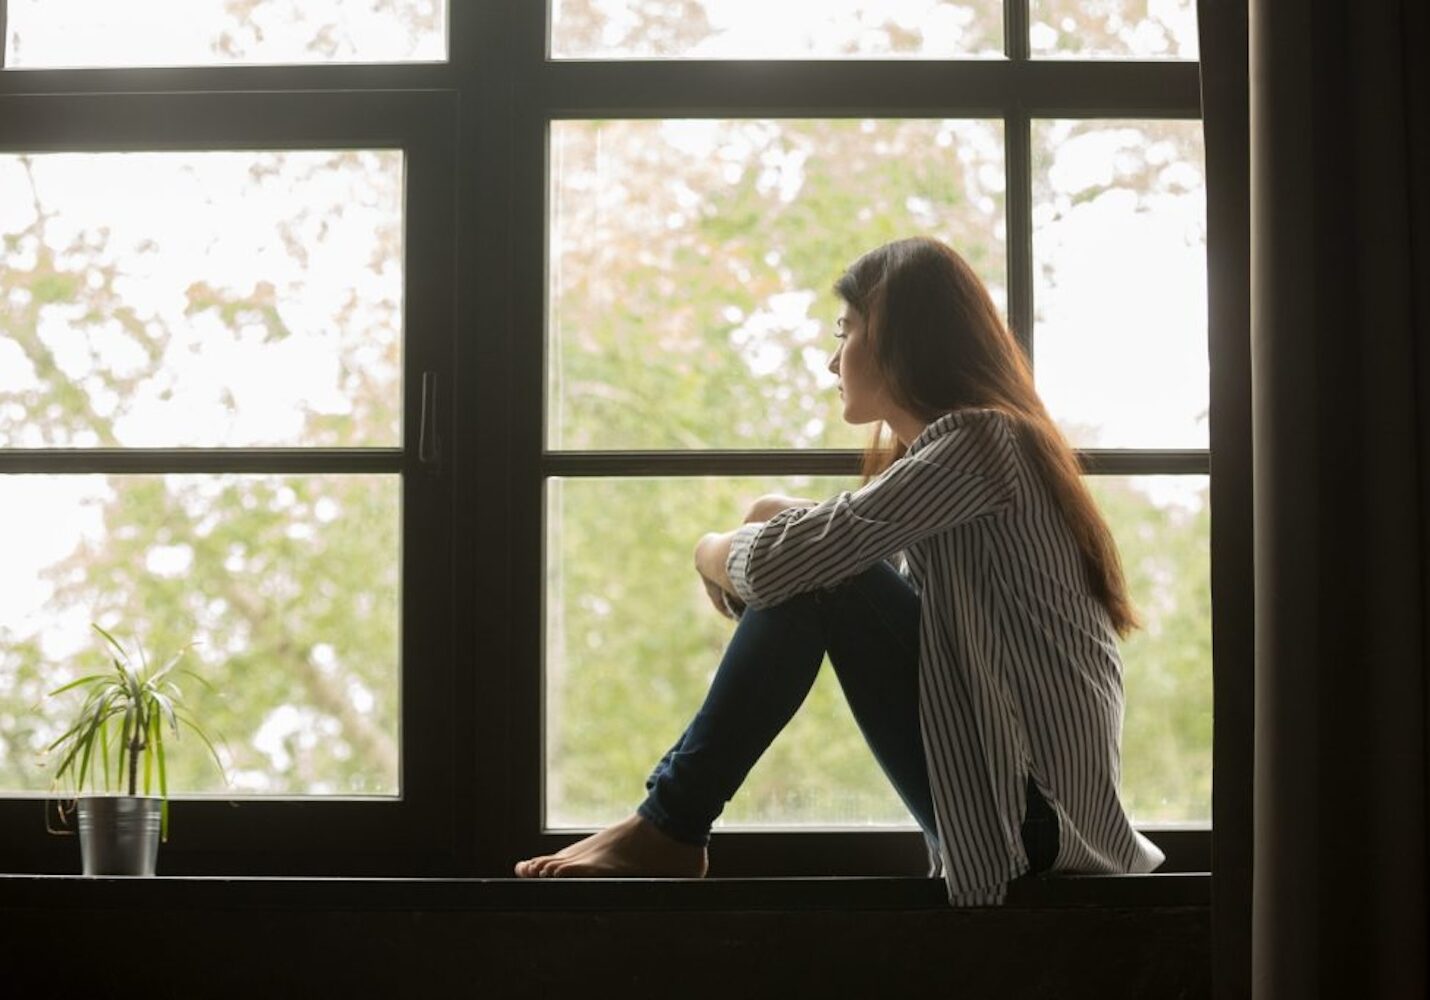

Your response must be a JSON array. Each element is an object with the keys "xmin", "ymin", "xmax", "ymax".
[{"xmin": 842, "ymin": 407, "xmax": 876, "ymax": 426}]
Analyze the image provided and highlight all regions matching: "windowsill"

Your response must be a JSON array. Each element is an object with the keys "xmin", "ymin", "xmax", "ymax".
[{"xmin": 0, "ymin": 871, "xmax": 1209, "ymax": 911}]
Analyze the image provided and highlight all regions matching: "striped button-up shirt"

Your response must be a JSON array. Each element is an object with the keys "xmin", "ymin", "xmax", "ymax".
[{"xmin": 726, "ymin": 407, "xmax": 1165, "ymax": 905}]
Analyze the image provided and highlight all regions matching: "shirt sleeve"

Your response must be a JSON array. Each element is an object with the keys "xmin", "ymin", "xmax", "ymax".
[{"xmin": 726, "ymin": 411, "xmax": 1018, "ymax": 610}]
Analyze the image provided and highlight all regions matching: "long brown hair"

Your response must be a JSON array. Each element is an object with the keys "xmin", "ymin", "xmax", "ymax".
[{"xmin": 833, "ymin": 236, "xmax": 1139, "ymax": 637}]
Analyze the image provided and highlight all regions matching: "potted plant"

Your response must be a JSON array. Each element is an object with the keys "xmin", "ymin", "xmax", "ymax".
[{"xmin": 45, "ymin": 623, "xmax": 225, "ymax": 876}]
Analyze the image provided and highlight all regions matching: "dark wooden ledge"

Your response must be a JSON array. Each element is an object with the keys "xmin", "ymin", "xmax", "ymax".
[{"xmin": 0, "ymin": 871, "xmax": 1208, "ymax": 911}]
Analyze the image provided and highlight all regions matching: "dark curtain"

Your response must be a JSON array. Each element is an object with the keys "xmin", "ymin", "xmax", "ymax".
[
  {"xmin": 1196, "ymin": 2, "xmax": 1254, "ymax": 997},
  {"xmin": 1206, "ymin": 0, "xmax": 1430, "ymax": 995}
]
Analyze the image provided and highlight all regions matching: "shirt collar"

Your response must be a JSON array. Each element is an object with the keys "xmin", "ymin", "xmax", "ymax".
[
  {"xmin": 906, "ymin": 408, "xmax": 1005, "ymax": 457},
  {"xmin": 907, "ymin": 411, "xmax": 967, "ymax": 456}
]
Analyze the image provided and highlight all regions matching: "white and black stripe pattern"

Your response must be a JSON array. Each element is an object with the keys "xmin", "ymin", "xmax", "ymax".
[{"xmin": 727, "ymin": 407, "xmax": 1165, "ymax": 905}]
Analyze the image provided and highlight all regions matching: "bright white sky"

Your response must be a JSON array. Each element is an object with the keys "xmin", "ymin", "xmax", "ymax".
[
  {"xmin": 1, "ymin": 150, "xmax": 402, "ymax": 663},
  {"xmin": 3, "ymin": 0, "xmax": 445, "ymax": 67},
  {"xmin": 554, "ymin": 0, "xmax": 1197, "ymax": 59},
  {"xmin": 5, "ymin": 0, "xmax": 1197, "ymax": 65}
]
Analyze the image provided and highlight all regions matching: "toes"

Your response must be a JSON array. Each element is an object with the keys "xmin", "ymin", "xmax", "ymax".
[
  {"xmin": 533, "ymin": 856, "xmax": 563, "ymax": 877},
  {"xmin": 515, "ymin": 855, "xmax": 557, "ymax": 878},
  {"xmin": 542, "ymin": 854, "xmax": 591, "ymax": 877}
]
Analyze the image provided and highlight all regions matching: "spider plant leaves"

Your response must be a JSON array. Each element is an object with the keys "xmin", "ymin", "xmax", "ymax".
[
  {"xmin": 98, "ymin": 715, "xmax": 111, "ymax": 791},
  {"xmin": 151, "ymin": 644, "xmax": 197, "ymax": 687},
  {"xmin": 152, "ymin": 712, "xmax": 170, "ymax": 841},
  {"xmin": 149, "ymin": 689, "xmax": 179, "ymax": 736},
  {"xmin": 77, "ymin": 721, "xmax": 97, "ymax": 793},
  {"xmin": 50, "ymin": 691, "xmax": 111, "ymax": 782},
  {"xmin": 175, "ymin": 709, "xmax": 227, "ymax": 780},
  {"xmin": 46, "ymin": 625, "xmax": 225, "ymax": 826},
  {"xmin": 174, "ymin": 666, "xmax": 215, "ymax": 694},
  {"xmin": 119, "ymin": 663, "xmax": 144, "ymax": 709},
  {"xmin": 47, "ymin": 673, "xmax": 114, "ymax": 698},
  {"xmin": 90, "ymin": 623, "xmax": 128, "ymax": 663},
  {"xmin": 143, "ymin": 716, "xmax": 154, "ymax": 796}
]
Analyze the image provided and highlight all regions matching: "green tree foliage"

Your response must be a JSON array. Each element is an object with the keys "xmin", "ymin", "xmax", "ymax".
[
  {"xmin": 1, "ymin": 152, "xmax": 402, "ymax": 795},
  {"xmin": 550, "ymin": 119, "xmax": 1006, "ymax": 452},
  {"xmin": 548, "ymin": 475, "xmax": 913, "ymax": 828},
  {"xmin": 549, "ymin": 0, "xmax": 1003, "ymax": 58},
  {"xmin": 1091, "ymin": 478, "xmax": 1212, "ymax": 821},
  {"xmin": 547, "ymin": 109, "xmax": 1210, "ymax": 826},
  {"xmin": 550, "ymin": 474, "xmax": 1212, "ymax": 828},
  {"xmin": 1031, "ymin": 0, "xmax": 1199, "ymax": 58}
]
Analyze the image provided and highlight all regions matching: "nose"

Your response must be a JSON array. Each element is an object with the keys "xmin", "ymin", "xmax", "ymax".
[{"xmin": 827, "ymin": 343, "xmax": 841, "ymax": 376}]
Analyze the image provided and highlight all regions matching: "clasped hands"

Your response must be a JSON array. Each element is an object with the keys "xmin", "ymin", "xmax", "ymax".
[{"xmin": 694, "ymin": 493, "xmax": 815, "ymax": 620}]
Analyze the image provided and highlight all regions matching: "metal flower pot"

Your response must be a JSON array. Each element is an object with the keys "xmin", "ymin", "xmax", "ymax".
[{"xmin": 77, "ymin": 796, "xmax": 162, "ymax": 876}]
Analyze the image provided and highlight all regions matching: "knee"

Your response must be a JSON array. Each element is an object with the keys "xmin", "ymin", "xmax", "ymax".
[
  {"xmin": 738, "ymin": 588, "xmax": 821, "ymax": 624},
  {"xmin": 817, "ymin": 563, "xmax": 898, "ymax": 604}
]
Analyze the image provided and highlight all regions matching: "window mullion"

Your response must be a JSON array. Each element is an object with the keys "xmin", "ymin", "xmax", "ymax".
[
  {"xmin": 1004, "ymin": 0, "xmax": 1031, "ymax": 62},
  {"xmin": 1005, "ymin": 108, "xmax": 1035, "ymax": 366}
]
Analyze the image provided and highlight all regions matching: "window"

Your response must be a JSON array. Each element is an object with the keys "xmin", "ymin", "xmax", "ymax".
[
  {"xmin": 0, "ymin": 85, "xmax": 459, "ymax": 870},
  {"xmin": 1, "ymin": 154, "xmax": 408, "ymax": 808},
  {"xmin": 537, "ymin": 2, "xmax": 1209, "ymax": 861},
  {"xmin": 4, "ymin": 0, "xmax": 447, "ymax": 68},
  {"xmin": 0, "ymin": 1, "xmax": 1214, "ymax": 876}
]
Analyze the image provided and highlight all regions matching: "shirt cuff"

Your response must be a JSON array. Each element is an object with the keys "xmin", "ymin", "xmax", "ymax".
[{"xmin": 725, "ymin": 522, "xmax": 763, "ymax": 608}]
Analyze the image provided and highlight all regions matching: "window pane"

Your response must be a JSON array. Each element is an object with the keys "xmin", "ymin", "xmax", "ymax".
[
  {"xmin": 549, "ymin": 119, "xmax": 1006, "ymax": 451},
  {"xmin": 0, "ymin": 473, "xmax": 400, "ymax": 796},
  {"xmin": 547, "ymin": 473, "xmax": 1211, "ymax": 828},
  {"xmin": 546, "ymin": 476, "xmax": 913, "ymax": 830},
  {"xmin": 0, "ymin": 150, "xmax": 403, "ymax": 449},
  {"xmin": 1090, "ymin": 474, "xmax": 1210, "ymax": 824},
  {"xmin": 4, "ymin": 0, "xmax": 446, "ymax": 68},
  {"xmin": 551, "ymin": 0, "xmax": 1002, "ymax": 59},
  {"xmin": 1031, "ymin": 119, "xmax": 1206, "ymax": 449},
  {"xmin": 1029, "ymin": 0, "xmax": 1199, "ymax": 59}
]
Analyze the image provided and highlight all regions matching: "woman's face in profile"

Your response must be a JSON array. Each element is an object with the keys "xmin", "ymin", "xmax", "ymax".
[{"xmin": 829, "ymin": 302, "xmax": 888, "ymax": 426}]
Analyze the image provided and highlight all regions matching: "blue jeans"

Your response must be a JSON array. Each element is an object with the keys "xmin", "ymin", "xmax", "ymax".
[{"xmin": 636, "ymin": 561, "xmax": 1060, "ymax": 876}]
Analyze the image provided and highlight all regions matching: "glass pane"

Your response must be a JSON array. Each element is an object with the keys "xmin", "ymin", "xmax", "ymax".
[
  {"xmin": 0, "ymin": 150, "xmax": 403, "ymax": 449},
  {"xmin": 5, "ymin": 0, "xmax": 446, "ymax": 68},
  {"xmin": 0, "ymin": 473, "xmax": 400, "ymax": 796},
  {"xmin": 546, "ymin": 472, "xmax": 1211, "ymax": 828},
  {"xmin": 1031, "ymin": 119, "xmax": 1206, "ymax": 449},
  {"xmin": 551, "ymin": 0, "xmax": 1002, "ymax": 59},
  {"xmin": 1030, "ymin": 0, "xmax": 1199, "ymax": 59},
  {"xmin": 546, "ymin": 475, "xmax": 916, "ymax": 830},
  {"xmin": 549, "ymin": 119, "xmax": 1006, "ymax": 450},
  {"xmin": 1090, "ymin": 475, "xmax": 1210, "ymax": 824}
]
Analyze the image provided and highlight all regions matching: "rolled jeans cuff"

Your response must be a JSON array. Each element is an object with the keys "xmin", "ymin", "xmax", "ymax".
[{"xmin": 636, "ymin": 794, "xmax": 711, "ymax": 848}]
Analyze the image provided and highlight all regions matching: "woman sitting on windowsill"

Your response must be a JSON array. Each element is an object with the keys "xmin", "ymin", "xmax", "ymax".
[{"xmin": 514, "ymin": 236, "xmax": 1165, "ymax": 905}]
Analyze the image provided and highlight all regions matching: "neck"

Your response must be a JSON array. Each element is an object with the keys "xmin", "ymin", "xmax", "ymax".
[{"xmin": 886, "ymin": 407, "xmax": 929, "ymax": 449}]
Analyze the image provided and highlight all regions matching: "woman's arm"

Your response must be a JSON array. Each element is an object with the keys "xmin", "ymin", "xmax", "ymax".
[
  {"xmin": 743, "ymin": 493, "xmax": 818, "ymax": 524},
  {"xmin": 693, "ymin": 494, "xmax": 817, "ymax": 617},
  {"xmin": 727, "ymin": 413, "xmax": 1019, "ymax": 610},
  {"xmin": 695, "ymin": 530, "xmax": 738, "ymax": 596}
]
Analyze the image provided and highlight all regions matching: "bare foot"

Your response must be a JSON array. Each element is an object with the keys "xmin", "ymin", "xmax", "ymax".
[{"xmin": 513, "ymin": 813, "xmax": 708, "ymax": 879}]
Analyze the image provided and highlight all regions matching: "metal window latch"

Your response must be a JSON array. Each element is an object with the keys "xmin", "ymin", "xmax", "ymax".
[{"xmin": 418, "ymin": 371, "xmax": 442, "ymax": 470}]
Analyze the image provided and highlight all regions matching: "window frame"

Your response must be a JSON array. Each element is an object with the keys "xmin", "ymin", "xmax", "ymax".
[
  {"xmin": 0, "ymin": 2, "xmax": 1239, "ymax": 882},
  {"xmin": 0, "ymin": 87, "xmax": 463, "ymax": 874},
  {"xmin": 515, "ymin": 4, "xmax": 1212, "ymax": 874}
]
